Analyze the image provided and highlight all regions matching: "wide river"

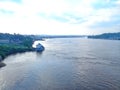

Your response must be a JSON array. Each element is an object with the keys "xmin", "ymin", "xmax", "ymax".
[{"xmin": 0, "ymin": 38, "xmax": 120, "ymax": 90}]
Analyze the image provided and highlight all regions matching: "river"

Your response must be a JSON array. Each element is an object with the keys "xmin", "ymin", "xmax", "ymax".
[{"xmin": 0, "ymin": 38, "xmax": 120, "ymax": 90}]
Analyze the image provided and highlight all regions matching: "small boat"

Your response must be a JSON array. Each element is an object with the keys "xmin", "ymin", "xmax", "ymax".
[{"xmin": 35, "ymin": 43, "xmax": 45, "ymax": 52}]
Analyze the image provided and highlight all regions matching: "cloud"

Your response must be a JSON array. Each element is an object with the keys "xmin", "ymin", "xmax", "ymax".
[
  {"xmin": 0, "ymin": 0, "xmax": 120, "ymax": 35},
  {"xmin": 0, "ymin": 1, "xmax": 21, "ymax": 12}
]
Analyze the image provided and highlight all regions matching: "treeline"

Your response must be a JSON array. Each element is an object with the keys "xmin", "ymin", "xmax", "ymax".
[
  {"xmin": 0, "ymin": 44, "xmax": 33, "ymax": 60},
  {"xmin": 0, "ymin": 33, "xmax": 33, "ymax": 47},
  {"xmin": 0, "ymin": 33, "xmax": 34, "ymax": 61},
  {"xmin": 88, "ymin": 32, "xmax": 120, "ymax": 40},
  {"xmin": 0, "ymin": 33, "xmax": 24, "ymax": 40}
]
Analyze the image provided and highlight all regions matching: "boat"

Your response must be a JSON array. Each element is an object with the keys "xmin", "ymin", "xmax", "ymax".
[{"xmin": 35, "ymin": 43, "xmax": 45, "ymax": 52}]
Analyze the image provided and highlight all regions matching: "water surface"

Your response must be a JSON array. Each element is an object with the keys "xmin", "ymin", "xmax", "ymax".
[{"xmin": 0, "ymin": 38, "xmax": 120, "ymax": 90}]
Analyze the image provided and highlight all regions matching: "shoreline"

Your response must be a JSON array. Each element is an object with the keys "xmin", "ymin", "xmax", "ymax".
[
  {"xmin": 0, "ymin": 47, "xmax": 34, "ymax": 68},
  {"xmin": 0, "ymin": 48, "xmax": 34, "ymax": 60}
]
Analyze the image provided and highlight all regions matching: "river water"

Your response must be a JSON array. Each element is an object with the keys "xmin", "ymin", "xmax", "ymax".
[{"xmin": 0, "ymin": 38, "xmax": 120, "ymax": 90}]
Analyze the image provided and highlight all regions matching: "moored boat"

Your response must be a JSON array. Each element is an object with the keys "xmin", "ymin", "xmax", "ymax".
[{"xmin": 35, "ymin": 43, "xmax": 45, "ymax": 52}]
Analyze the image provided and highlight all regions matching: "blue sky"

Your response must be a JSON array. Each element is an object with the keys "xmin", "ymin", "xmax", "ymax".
[{"xmin": 0, "ymin": 0, "xmax": 120, "ymax": 35}]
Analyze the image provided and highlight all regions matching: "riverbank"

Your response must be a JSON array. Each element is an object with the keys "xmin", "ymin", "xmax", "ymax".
[
  {"xmin": 0, "ymin": 45, "xmax": 34, "ymax": 60},
  {"xmin": 88, "ymin": 32, "xmax": 120, "ymax": 40},
  {"xmin": 0, "ymin": 44, "xmax": 34, "ymax": 68},
  {"xmin": 0, "ymin": 33, "xmax": 34, "ymax": 68}
]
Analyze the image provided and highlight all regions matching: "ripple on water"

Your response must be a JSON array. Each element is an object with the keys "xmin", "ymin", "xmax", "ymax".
[{"xmin": 0, "ymin": 38, "xmax": 120, "ymax": 90}]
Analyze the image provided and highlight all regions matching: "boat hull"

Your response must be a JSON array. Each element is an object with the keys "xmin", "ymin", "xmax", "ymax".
[{"xmin": 35, "ymin": 46, "xmax": 45, "ymax": 52}]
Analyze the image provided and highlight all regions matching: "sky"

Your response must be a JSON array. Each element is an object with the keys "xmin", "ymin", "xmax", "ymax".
[{"xmin": 0, "ymin": 0, "xmax": 120, "ymax": 35}]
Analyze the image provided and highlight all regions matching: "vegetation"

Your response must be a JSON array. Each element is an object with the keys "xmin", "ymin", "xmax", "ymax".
[
  {"xmin": 0, "ymin": 33, "xmax": 34, "ymax": 61},
  {"xmin": 88, "ymin": 32, "xmax": 120, "ymax": 40},
  {"xmin": 0, "ymin": 44, "xmax": 33, "ymax": 59}
]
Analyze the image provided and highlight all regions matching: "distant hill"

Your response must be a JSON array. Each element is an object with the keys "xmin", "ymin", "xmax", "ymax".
[{"xmin": 88, "ymin": 32, "xmax": 120, "ymax": 40}]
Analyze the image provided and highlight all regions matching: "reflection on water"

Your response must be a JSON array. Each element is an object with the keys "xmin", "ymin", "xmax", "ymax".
[{"xmin": 0, "ymin": 38, "xmax": 120, "ymax": 90}]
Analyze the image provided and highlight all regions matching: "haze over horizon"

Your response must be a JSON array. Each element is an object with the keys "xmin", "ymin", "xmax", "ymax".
[{"xmin": 0, "ymin": 0, "xmax": 120, "ymax": 35}]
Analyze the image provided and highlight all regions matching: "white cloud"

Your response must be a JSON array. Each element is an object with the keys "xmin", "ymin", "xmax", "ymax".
[
  {"xmin": 0, "ymin": 1, "xmax": 20, "ymax": 12},
  {"xmin": 0, "ymin": 0, "xmax": 120, "ymax": 35},
  {"xmin": 115, "ymin": 0, "xmax": 120, "ymax": 4}
]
